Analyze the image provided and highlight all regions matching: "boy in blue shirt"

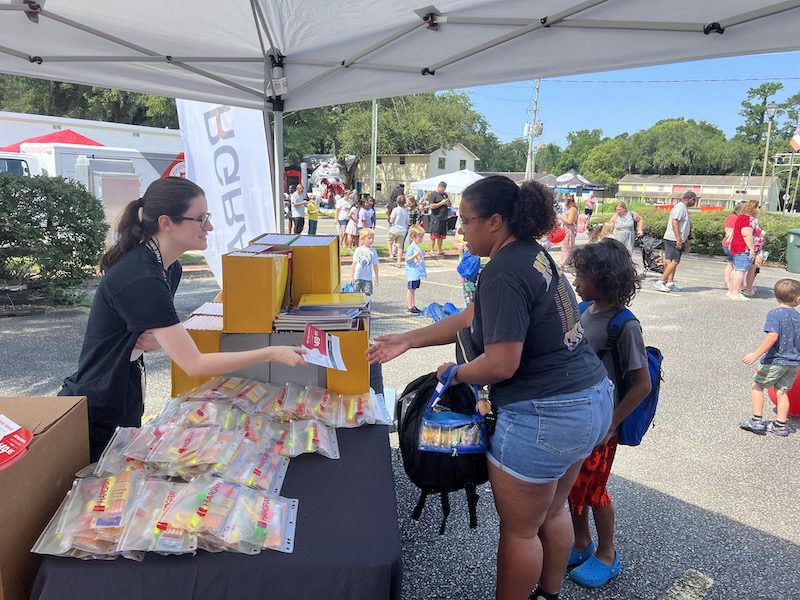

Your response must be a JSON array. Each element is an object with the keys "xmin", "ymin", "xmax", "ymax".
[{"xmin": 740, "ymin": 278, "xmax": 800, "ymax": 437}]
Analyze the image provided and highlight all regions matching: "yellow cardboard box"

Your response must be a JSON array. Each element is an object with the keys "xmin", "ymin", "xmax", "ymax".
[
  {"xmin": 326, "ymin": 318, "xmax": 370, "ymax": 395},
  {"xmin": 251, "ymin": 234, "xmax": 339, "ymax": 305},
  {"xmin": 222, "ymin": 251, "xmax": 288, "ymax": 333},
  {"xmin": 170, "ymin": 314, "xmax": 222, "ymax": 397}
]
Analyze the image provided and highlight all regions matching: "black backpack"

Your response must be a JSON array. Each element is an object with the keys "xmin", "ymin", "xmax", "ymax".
[{"xmin": 396, "ymin": 367, "xmax": 488, "ymax": 535}]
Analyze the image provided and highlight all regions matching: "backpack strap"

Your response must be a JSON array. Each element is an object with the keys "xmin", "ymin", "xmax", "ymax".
[
  {"xmin": 411, "ymin": 491, "xmax": 429, "ymax": 522},
  {"xmin": 606, "ymin": 308, "xmax": 638, "ymax": 396},
  {"xmin": 438, "ymin": 492, "xmax": 451, "ymax": 536},
  {"xmin": 464, "ymin": 483, "xmax": 479, "ymax": 529}
]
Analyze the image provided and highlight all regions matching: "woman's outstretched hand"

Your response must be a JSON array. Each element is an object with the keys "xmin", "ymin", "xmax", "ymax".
[
  {"xmin": 367, "ymin": 334, "xmax": 410, "ymax": 364},
  {"xmin": 272, "ymin": 346, "xmax": 307, "ymax": 367}
]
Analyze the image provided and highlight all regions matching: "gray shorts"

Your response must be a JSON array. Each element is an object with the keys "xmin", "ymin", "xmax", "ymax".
[
  {"xmin": 754, "ymin": 363, "xmax": 799, "ymax": 391},
  {"xmin": 354, "ymin": 279, "xmax": 373, "ymax": 296},
  {"xmin": 663, "ymin": 239, "xmax": 683, "ymax": 263}
]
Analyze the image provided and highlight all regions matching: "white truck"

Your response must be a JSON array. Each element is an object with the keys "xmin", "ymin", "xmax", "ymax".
[{"xmin": 1, "ymin": 112, "xmax": 185, "ymax": 243}]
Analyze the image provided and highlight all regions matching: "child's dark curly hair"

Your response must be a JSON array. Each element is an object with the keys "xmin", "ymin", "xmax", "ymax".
[
  {"xmin": 462, "ymin": 176, "xmax": 556, "ymax": 241},
  {"xmin": 571, "ymin": 238, "xmax": 640, "ymax": 307}
]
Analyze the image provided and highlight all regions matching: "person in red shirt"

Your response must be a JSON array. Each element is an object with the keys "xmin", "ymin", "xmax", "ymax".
[
  {"xmin": 727, "ymin": 199, "xmax": 760, "ymax": 301},
  {"xmin": 722, "ymin": 201, "xmax": 744, "ymax": 290}
]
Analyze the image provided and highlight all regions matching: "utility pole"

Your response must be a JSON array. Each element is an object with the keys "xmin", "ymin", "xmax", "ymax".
[
  {"xmin": 524, "ymin": 79, "xmax": 542, "ymax": 182},
  {"xmin": 759, "ymin": 102, "xmax": 779, "ymax": 208},
  {"xmin": 785, "ymin": 113, "xmax": 799, "ymax": 212},
  {"xmin": 370, "ymin": 99, "xmax": 378, "ymax": 197}
]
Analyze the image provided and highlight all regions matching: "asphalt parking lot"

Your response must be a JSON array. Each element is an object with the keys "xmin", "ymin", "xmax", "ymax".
[{"xmin": 1, "ymin": 223, "xmax": 798, "ymax": 599}]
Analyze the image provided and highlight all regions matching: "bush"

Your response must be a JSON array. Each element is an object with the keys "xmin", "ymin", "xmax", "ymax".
[
  {"xmin": 590, "ymin": 205, "xmax": 800, "ymax": 265},
  {"xmin": 0, "ymin": 175, "xmax": 108, "ymax": 285}
]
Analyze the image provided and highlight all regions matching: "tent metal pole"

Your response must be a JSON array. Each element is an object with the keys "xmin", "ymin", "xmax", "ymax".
[
  {"xmin": 31, "ymin": 8, "xmax": 268, "ymax": 102},
  {"xmin": 371, "ymin": 100, "xmax": 378, "ymax": 197},
  {"xmin": 288, "ymin": 19, "xmax": 426, "ymax": 98},
  {"xmin": 426, "ymin": 0, "xmax": 607, "ymax": 74},
  {"xmin": 273, "ymin": 110, "xmax": 286, "ymax": 234},
  {"xmin": 721, "ymin": 1, "xmax": 800, "ymax": 28}
]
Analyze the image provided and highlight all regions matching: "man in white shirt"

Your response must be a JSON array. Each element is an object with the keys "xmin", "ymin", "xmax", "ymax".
[{"xmin": 655, "ymin": 190, "xmax": 698, "ymax": 292}]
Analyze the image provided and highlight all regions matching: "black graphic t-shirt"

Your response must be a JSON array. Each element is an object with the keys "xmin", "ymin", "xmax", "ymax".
[{"xmin": 471, "ymin": 240, "xmax": 606, "ymax": 407}]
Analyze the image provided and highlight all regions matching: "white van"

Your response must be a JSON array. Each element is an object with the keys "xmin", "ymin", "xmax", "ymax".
[{"xmin": 0, "ymin": 152, "xmax": 41, "ymax": 177}]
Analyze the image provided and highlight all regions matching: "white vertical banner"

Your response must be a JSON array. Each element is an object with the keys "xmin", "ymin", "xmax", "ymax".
[{"xmin": 176, "ymin": 100, "xmax": 275, "ymax": 284}]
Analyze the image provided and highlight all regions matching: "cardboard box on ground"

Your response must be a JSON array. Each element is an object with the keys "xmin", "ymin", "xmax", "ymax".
[
  {"xmin": 0, "ymin": 396, "xmax": 88, "ymax": 600},
  {"xmin": 171, "ymin": 234, "xmax": 369, "ymax": 397}
]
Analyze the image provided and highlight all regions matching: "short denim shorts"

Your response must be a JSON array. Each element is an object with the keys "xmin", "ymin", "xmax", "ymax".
[
  {"xmin": 487, "ymin": 378, "xmax": 614, "ymax": 484},
  {"xmin": 732, "ymin": 251, "xmax": 754, "ymax": 272}
]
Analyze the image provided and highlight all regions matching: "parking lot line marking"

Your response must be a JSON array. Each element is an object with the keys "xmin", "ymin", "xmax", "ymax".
[{"xmin": 659, "ymin": 569, "xmax": 714, "ymax": 600}]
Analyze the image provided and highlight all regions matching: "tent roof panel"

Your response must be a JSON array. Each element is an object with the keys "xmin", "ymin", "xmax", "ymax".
[{"xmin": 0, "ymin": 1, "xmax": 798, "ymax": 111}]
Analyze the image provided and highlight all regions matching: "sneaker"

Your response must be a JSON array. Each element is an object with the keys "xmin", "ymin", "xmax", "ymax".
[
  {"xmin": 665, "ymin": 282, "xmax": 680, "ymax": 291},
  {"xmin": 739, "ymin": 418, "xmax": 767, "ymax": 434},
  {"xmin": 767, "ymin": 422, "xmax": 790, "ymax": 437},
  {"xmin": 407, "ymin": 306, "xmax": 421, "ymax": 315},
  {"xmin": 742, "ymin": 289, "xmax": 756, "ymax": 297},
  {"xmin": 654, "ymin": 281, "xmax": 671, "ymax": 292},
  {"xmin": 728, "ymin": 293, "xmax": 749, "ymax": 302}
]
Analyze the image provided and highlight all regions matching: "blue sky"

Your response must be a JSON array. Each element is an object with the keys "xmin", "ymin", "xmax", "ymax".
[{"xmin": 460, "ymin": 51, "xmax": 800, "ymax": 148}]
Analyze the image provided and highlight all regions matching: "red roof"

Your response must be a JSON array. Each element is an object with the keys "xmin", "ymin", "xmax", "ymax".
[{"xmin": 0, "ymin": 129, "xmax": 104, "ymax": 152}]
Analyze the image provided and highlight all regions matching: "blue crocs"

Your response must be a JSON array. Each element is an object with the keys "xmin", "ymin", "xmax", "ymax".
[
  {"xmin": 570, "ymin": 551, "xmax": 621, "ymax": 588},
  {"xmin": 567, "ymin": 541, "xmax": 596, "ymax": 568}
]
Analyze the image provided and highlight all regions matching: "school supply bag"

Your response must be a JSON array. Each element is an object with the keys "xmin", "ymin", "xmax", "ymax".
[
  {"xmin": 579, "ymin": 302, "xmax": 664, "ymax": 446},
  {"xmin": 456, "ymin": 251, "xmax": 481, "ymax": 282},
  {"xmin": 396, "ymin": 365, "xmax": 488, "ymax": 534}
]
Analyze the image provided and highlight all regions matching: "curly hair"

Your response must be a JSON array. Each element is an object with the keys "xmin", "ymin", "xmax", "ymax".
[
  {"xmin": 571, "ymin": 238, "xmax": 640, "ymax": 307},
  {"xmin": 462, "ymin": 175, "xmax": 556, "ymax": 241}
]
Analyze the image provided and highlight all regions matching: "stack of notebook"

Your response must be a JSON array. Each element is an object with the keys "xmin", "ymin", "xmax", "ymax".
[
  {"xmin": 272, "ymin": 293, "xmax": 369, "ymax": 331},
  {"xmin": 298, "ymin": 293, "xmax": 371, "ymax": 318}
]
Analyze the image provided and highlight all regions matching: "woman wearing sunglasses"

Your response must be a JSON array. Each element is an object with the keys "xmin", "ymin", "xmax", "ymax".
[{"xmin": 59, "ymin": 177, "xmax": 305, "ymax": 461}]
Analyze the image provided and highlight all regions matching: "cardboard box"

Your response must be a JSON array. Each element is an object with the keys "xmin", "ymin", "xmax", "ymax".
[
  {"xmin": 268, "ymin": 332, "xmax": 327, "ymax": 387},
  {"xmin": 0, "ymin": 396, "xmax": 88, "ymax": 600},
  {"xmin": 326, "ymin": 319, "xmax": 370, "ymax": 395},
  {"xmin": 222, "ymin": 251, "xmax": 288, "ymax": 333},
  {"xmin": 220, "ymin": 333, "xmax": 271, "ymax": 382},
  {"xmin": 171, "ymin": 314, "xmax": 222, "ymax": 397},
  {"xmin": 251, "ymin": 234, "xmax": 339, "ymax": 305}
]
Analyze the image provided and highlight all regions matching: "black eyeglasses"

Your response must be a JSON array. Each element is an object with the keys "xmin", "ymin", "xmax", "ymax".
[{"xmin": 171, "ymin": 212, "xmax": 212, "ymax": 227}]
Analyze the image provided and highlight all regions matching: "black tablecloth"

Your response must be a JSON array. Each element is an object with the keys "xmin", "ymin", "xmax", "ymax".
[{"xmin": 31, "ymin": 426, "xmax": 402, "ymax": 600}]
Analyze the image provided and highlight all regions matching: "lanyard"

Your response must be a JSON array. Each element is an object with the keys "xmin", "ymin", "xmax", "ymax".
[{"xmin": 146, "ymin": 239, "xmax": 167, "ymax": 280}]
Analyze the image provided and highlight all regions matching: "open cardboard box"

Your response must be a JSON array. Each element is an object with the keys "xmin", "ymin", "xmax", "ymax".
[{"xmin": 0, "ymin": 396, "xmax": 88, "ymax": 600}]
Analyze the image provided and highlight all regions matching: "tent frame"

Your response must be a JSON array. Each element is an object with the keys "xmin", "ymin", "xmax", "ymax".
[{"xmin": 2, "ymin": 0, "xmax": 800, "ymax": 225}]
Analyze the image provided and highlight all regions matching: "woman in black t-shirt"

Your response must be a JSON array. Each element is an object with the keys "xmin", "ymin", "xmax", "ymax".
[
  {"xmin": 368, "ymin": 176, "xmax": 612, "ymax": 600},
  {"xmin": 60, "ymin": 177, "xmax": 305, "ymax": 461}
]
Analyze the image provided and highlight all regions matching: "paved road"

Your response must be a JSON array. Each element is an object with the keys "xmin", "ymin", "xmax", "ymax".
[{"xmin": 1, "ymin": 229, "xmax": 798, "ymax": 599}]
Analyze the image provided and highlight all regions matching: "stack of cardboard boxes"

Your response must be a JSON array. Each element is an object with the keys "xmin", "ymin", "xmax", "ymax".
[{"xmin": 171, "ymin": 234, "xmax": 369, "ymax": 398}]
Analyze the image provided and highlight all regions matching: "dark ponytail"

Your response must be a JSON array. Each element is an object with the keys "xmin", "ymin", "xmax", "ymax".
[
  {"xmin": 462, "ymin": 176, "xmax": 556, "ymax": 242},
  {"xmin": 100, "ymin": 177, "xmax": 205, "ymax": 273}
]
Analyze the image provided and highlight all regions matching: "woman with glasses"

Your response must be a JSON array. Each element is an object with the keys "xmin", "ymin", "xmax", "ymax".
[
  {"xmin": 59, "ymin": 177, "xmax": 306, "ymax": 461},
  {"xmin": 368, "ymin": 176, "xmax": 612, "ymax": 600}
]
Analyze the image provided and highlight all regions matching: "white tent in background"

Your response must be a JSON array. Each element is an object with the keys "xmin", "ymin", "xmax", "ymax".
[
  {"xmin": 410, "ymin": 169, "xmax": 484, "ymax": 194},
  {"xmin": 1, "ymin": 0, "xmax": 799, "ymax": 224}
]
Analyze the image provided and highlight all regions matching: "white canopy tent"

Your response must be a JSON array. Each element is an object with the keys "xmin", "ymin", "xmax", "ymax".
[
  {"xmin": 1, "ymin": 0, "xmax": 800, "ymax": 223},
  {"xmin": 410, "ymin": 169, "xmax": 484, "ymax": 194}
]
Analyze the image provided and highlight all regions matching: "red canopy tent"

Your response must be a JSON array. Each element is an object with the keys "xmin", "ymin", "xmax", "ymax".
[{"xmin": 0, "ymin": 129, "xmax": 104, "ymax": 152}]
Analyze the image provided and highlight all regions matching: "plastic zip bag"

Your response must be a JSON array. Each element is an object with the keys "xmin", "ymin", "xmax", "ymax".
[
  {"xmin": 211, "ymin": 489, "xmax": 299, "ymax": 554},
  {"xmin": 217, "ymin": 433, "xmax": 290, "ymax": 493},
  {"xmin": 94, "ymin": 427, "xmax": 148, "ymax": 475},
  {"xmin": 303, "ymin": 386, "xmax": 340, "ymax": 425},
  {"xmin": 116, "ymin": 480, "xmax": 196, "ymax": 558},
  {"xmin": 337, "ymin": 393, "xmax": 373, "ymax": 428},
  {"xmin": 281, "ymin": 420, "xmax": 340, "ymax": 459}
]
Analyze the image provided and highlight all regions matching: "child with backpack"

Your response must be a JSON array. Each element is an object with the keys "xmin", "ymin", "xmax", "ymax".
[
  {"xmin": 567, "ymin": 238, "xmax": 653, "ymax": 588},
  {"xmin": 404, "ymin": 225, "xmax": 427, "ymax": 314},
  {"xmin": 739, "ymin": 278, "xmax": 800, "ymax": 437}
]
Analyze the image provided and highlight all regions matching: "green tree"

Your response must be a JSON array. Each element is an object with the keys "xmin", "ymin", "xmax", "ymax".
[
  {"xmin": 734, "ymin": 82, "xmax": 784, "ymax": 145},
  {"xmin": 557, "ymin": 129, "xmax": 605, "ymax": 173},
  {"xmin": 582, "ymin": 135, "xmax": 632, "ymax": 187},
  {"xmin": 533, "ymin": 142, "xmax": 562, "ymax": 175},
  {"xmin": 0, "ymin": 75, "xmax": 178, "ymax": 127}
]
